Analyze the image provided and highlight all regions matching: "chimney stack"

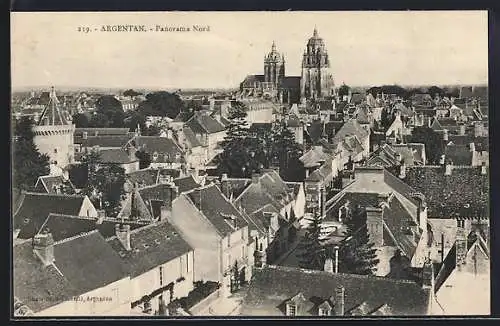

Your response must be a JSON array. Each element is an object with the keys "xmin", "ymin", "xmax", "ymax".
[
  {"xmin": 481, "ymin": 162, "xmax": 487, "ymax": 175},
  {"xmin": 166, "ymin": 129, "xmax": 173, "ymax": 139},
  {"xmin": 395, "ymin": 153, "xmax": 402, "ymax": 163},
  {"xmin": 33, "ymin": 230, "xmax": 55, "ymax": 266},
  {"xmin": 252, "ymin": 173, "xmax": 260, "ymax": 184},
  {"xmin": 377, "ymin": 193, "xmax": 389, "ymax": 208},
  {"xmin": 443, "ymin": 129, "xmax": 449, "ymax": 142},
  {"xmin": 96, "ymin": 209, "xmax": 106, "ymax": 224},
  {"xmin": 469, "ymin": 142, "xmax": 476, "ymax": 152},
  {"xmin": 459, "ymin": 125, "xmax": 466, "ymax": 136},
  {"xmin": 445, "ymin": 162, "xmax": 452, "ymax": 176},
  {"xmin": 334, "ymin": 286, "xmax": 345, "ymax": 316},
  {"xmin": 399, "ymin": 161, "xmax": 406, "ymax": 179},
  {"xmin": 115, "ymin": 224, "xmax": 131, "ymax": 251},
  {"xmin": 324, "ymin": 257, "xmax": 334, "ymax": 274}
]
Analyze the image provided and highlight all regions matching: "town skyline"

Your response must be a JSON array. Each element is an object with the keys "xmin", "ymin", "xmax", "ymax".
[{"xmin": 11, "ymin": 11, "xmax": 488, "ymax": 90}]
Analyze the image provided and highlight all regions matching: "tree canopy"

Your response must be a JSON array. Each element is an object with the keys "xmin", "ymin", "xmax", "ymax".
[
  {"xmin": 338, "ymin": 84, "xmax": 351, "ymax": 98},
  {"xmin": 95, "ymin": 95, "xmax": 125, "ymax": 127},
  {"xmin": 337, "ymin": 204, "xmax": 379, "ymax": 275},
  {"xmin": 13, "ymin": 117, "xmax": 50, "ymax": 191},
  {"xmin": 123, "ymin": 89, "xmax": 142, "ymax": 97},
  {"xmin": 297, "ymin": 211, "xmax": 327, "ymax": 270},
  {"xmin": 138, "ymin": 91, "xmax": 185, "ymax": 119},
  {"xmin": 408, "ymin": 126, "xmax": 445, "ymax": 164}
]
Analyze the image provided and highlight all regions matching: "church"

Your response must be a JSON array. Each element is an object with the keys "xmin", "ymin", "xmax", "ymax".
[{"xmin": 239, "ymin": 28, "xmax": 335, "ymax": 104}]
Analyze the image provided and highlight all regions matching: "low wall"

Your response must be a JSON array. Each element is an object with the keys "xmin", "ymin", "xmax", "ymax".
[{"xmin": 188, "ymin": 288, "xmax": 221, "ymax": 316}]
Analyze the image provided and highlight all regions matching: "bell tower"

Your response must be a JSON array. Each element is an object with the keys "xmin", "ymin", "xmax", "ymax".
[{"xmin": 264, "ymin": 41, "xmax": 285, "ymax": 91}]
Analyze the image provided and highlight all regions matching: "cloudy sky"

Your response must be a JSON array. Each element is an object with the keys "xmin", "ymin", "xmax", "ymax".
[{"xmin": 11, "ymin": 11, "xmax": 488, "ymax": 90}]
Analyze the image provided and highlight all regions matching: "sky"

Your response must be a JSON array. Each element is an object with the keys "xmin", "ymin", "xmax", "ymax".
[{"xmin": 11, "ymin": 11, "xmax": 488, "ymax": 90}]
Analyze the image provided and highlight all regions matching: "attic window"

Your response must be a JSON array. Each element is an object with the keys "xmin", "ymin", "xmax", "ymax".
[
  {"xmin": 153, "ymin": 152, "xmax": 159, "ymax": 161},
  {"xmin": 119, "ymin": 251, "xmax": 127, "ymax": 257},
  {"xmin": 154, "ymin": 239, "xmax": 161, "ymax": 245},
  {"xmin": 165, "ymin": 235, "xmax": 171, "ymax": 240},
  {"xmin": 286, "ymin": 303, "xmax": 297, "ymax": 316},
  {"xmin": 143, "ymin": 244, "xmax": 150, "ymax": 249},
  {"xmin": 464, "ymin": 204, "xmax": 470, "ymax": 209},
  {"xmin": 318, "ymin": 307, "xmax": 330, "ymax": 316},
  {"xmin": 134, "ymin": 248, "xmax": 140, "ymax": 253},
  {"xmin": 172, "ymin": 232, "xmax": 178, "ymax": 236},
  {"xmin": 23, "ymin": 218, "xmax": 30, "ymax": 224}
]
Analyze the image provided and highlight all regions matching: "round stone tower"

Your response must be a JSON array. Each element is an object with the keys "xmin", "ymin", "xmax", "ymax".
[{"xmin": 33, "ymin": 87, "xmax": 75, "ymax": 174}]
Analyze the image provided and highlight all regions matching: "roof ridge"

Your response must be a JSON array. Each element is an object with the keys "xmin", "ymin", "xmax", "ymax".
[
  {"xmin": 47, "ymin": 213, "xmax": 97, "ymax": 221},
  {"xmin": 53, "ymin": 229, "xmax": 100, "ymax": 245},
  {"xmin": 23, "ymin": 192, "xmax": 86, "ymax": 199},
  {"xmin": 264, "ymin": 265, "xmax": 422, "ymax": 285}
]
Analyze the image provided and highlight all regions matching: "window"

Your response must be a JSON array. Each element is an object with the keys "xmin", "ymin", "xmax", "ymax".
[
  {"xmin": 186, "ymin": 253, "xmax": 190, "ymax": 273},
  {"xmin": 242, "ymin": 245, "xmax": 246, "ymax": 259},
  {"xmin": 53, "ymin": 148, "xmax": 58, "ymax": 154},
  {"xmin": 227, "ymin": 235, "xmax": 231, "ymax": 247},
  {"xmin": 179, "ymin": 256, "xmax": 184, "ymax": 277},
  {"xmin": 318, "ymin": 308, "xmax": 330, "ymax": 316},
  {"xmin": 159, "ymin": 266, "xmax": 163, "ymax": 286},
  {"xmin": 286, "ymin": 304, "xmax": 296, "ymax": 316},
  {"xmin": 241, "ymin": 229, "xmax": 245, "ymax": 240},
  {"xmin": 112, "ymin": 288, "xmax": 120, "ymax": 307}
]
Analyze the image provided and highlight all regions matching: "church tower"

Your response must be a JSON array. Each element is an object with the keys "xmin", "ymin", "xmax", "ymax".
[
  {"xmin": 33, "ymin": 87, "xmax": 75, "ymax": 175},
  {"xmin": 264, "ymin": 41, "xmax": 285, "ymax": 91},
  {"xmin": 300, "ymin": 28, "xmax": 335, "ymax": 101}
]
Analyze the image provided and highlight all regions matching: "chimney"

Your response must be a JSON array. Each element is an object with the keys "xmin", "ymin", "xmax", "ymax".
[
  {"xmin": 398, "ymin": 161, "xmax": 406, "ymax": 179},
  {"xmin": 33, "ymin": 231, "xmax": 55, "ymax": 266},
  {"xmin": 439, "ymin": 154, "xmax": 445, "ymax": 165},
  {"xmin": 334, "ymin": 286, "xmax": 345, "ymax": 316},
  {"xmin": 324, "ymin": 257, "xmax": 334, "ymax": 274},
  {"xmin": 443, "ymin": 129, "xmax": 449, "ymax": 142},
  {"xmin": 377, "ymin": 193, "xmax": 389, "ymax": 208},
  {"xmin": 395, "ymin": 153, "xmax": 402, "ymax": 163},
  {"xmin": 469, "ymin": 142, "xmax": 476, "ymax": 152},
  {"xmin": 221, "ymin": 173, "xmax": 230, "ymax": 198},
  {"xmin": 320, "ymin": 186, "xmax": 326, "ymax": 218},
  {"xmin": 96, "ymin": 209, "xmax": 106, "ymax": 224},
  {"xmin": 459, "ymin": 125, "xmax": 466, "ymax": 136},
  {"xmin": 445, "ymin": 162, "xmax": 452, "ymax": 176},
  {"xmin": 115, "ymin": 224, "xmax": 131, "ymax": 251},
  {"xmin": 481, "ymin": 162, "xmax": 487, "ymax": 175},
  {"xmin": 166, "ymin": 129, "xmax": 173, "ymax": 139},
  {"xmin": 252, "ymin": 173, "xmax": 260, "ymax": 184}
]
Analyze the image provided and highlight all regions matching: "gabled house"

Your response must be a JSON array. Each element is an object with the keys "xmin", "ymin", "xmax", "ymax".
[
  {"xmin": 125, "ymin": 135, "xmax": 185, "ymax": 170},
  {"xmin": 431, "ymin": 218, "xmax": 490, "ymax": 315},
  {"xmin": 366, "ymin": 143, "xmax": 426, "ymax": 167},
  {"xmin": 169, "ymin": 183, "xmax": 251, "ymax": 296},
  {"xmin": 108, "ymin": 220, "xmax": 195, "ymax": 316},
  {"xmin": 185, "ymin": 111, "xmax": 226, "ymax": 162},
  {"xmin": 13, "ymin": 192, "xmax": 99, "ymax": 240},
  {"xmin": 14, "ymin": 230, "xmax": 131, "ymax": 316},
  {"xmin": 175, "ymin": 126, "xmax": 208, "ymax": 170},
  {"xmin": 97, "ymin": 148, "xmax": 139, "ymax": 173},
  {"xmin": 239, "ymin": 265, "xmax": 432, "ymax": 316}
]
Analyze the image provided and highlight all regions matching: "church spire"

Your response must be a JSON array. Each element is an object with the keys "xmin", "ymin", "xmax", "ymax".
[
  {"xmin": 271, "ymin": 40, "xmax": 276, "ymax": 52},
  {"xmin": 313, "ymin": 26, "xmax": 318, "ymax": 37}
]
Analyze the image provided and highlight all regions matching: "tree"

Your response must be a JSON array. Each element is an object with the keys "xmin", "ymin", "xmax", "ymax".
[
  {"xmin": 297, "ymin": 211, "xmax": 326, "ymax": 270},
  {"xmin": 217, "ymin": 101, "xmax": 264, "ymax": 178},
  {"xmin": 13, "ymin": 117, "xmax": 50, "ymax": 190},
  {"xmin": 138, "ymin": 91, "xmax": 185, "ymax": 119},
  {"xmin": 409, "ymin": 127, "xmax": 445, "ymax": 164},
  {"xmin": 338, "ymin": 83, "xmax": 351, "ymax": 99},
  {"xmin": 80, "ymin": 150, "xmax": 126, "ymax": 217},
  {"xmin": 123, "ymin": 89, "xmax": 142, "ymax": 97},
  {"xmin": 338, "ymin": 204, "xmax": 379, "ymax": 275},
  {"xmin": 88, "ymin": 112, "xmax": 110, "ymax": 128},
  {"xmin": 135, "ymin": 150, "xmax": 152, "ymax": 169},
  {"xmin": 380, "ymin": 107, "xmax": 393, "ymax": 130},
  {"xmin": 72, "ymin": 113, "xmax": 90, "ymax": 128},
  {"xmin": 427, "ymin": 86, "xmax": 444, "ymax": 99},
  {"xmin": 95, "ymin": 95, "xmax": 125, "ymax": 127},
  {"xmin": 270, "ymin": 122, "xmax": 305, "ymax": 181}
]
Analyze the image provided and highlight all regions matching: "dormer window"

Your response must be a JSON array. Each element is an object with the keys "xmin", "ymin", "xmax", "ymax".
[
  {"xmin": 286, "ymin": 303, "xmax": 296, "ymax": 316},
  {"xmin": 318, "ymin": 307, "xmax": 330, "ymax": 316},
  {"xmin": 152, "ymin": 152, "xmax": 159, "ymax": 161}
]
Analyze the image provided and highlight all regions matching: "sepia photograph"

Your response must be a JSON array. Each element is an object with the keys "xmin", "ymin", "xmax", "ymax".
[{"xmin": 11, "ymin": 11, "xmax": 489, "ymax": 317}]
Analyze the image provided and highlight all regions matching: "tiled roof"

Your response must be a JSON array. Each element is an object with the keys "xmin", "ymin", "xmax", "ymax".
[
  {"xmin": 108, "ymin": 221, "xmax": 193, "ymax": 277},
  {"xmin": 138, "ymin": 183, "xmax": 176, "ymax": 219},
  {"xmin": 399, "ymin": 166, "xmax": 489, "ymax": 218},
  {"xmin": 299, "ymin": 146, "xmax": 334, "ymax": 168},
  {"xmin": 14, "ymin": 192, "xmax": 87, "ymax": 239},
  {"xmin": 173, "ymin": 175, "xmax": 200, "ymax": 193},
  {"xmin": 182, "ymin": 127, "xmax": 202, "ymax": 148},
  {"xmin": 34, "ymin": 175, "xmax": 76, "ymax": 194},
  {"xmin": 332, "ymin": 119, "xmax": 369, "ymax": 146},
  {"xmin": 444, "ymin": 144, "xmax": 473, "ymax": 165},
  {"xmin": 240, "ymin": 265, "xmax": 430, "ymax": 316},
  {"xmin": 99, "ymin": 148, "xmax": 137, "ymax": 164},
  {"xmin": 448, "ymin": 135, "xmax": 489, "ymax": 152},
  {"xmin": 186, "ymin": 184, "xmax": 249, "ymax": 235},
  {"xmin": 37, "ymin": 89, "xmax": 69, "ymax": 126},
  {"xmin": 35, "ymin": 214, "xmax": 98, "ymax": 242},
  {"xmin": 77, "ymin": 135, "xmax": 133, "ymax": 148},
  {"xmin": 14, "ymin": 231, "xmax": 128, "ymax": 313},
  {"xmin": 126, "ymin": 169, "xmax": 160, "ymax": 187},
  {"xmin": 307, "ymin": 159, "xmax": 334, "ymax": 182},
  {"xmin": 187, "ymin": 112, "xmax": 226, "ymax": 134},
  {"xmin": 235, "ymin": 171, "xmax": 294, "ymax": 216},
  {"xmin": 75, "ymin": 128, "xmax": 130, "ymax": 137},
  {"xmin": 221, "ymin": 178, "xmax": 252, "ymax": 199},
  {"xmin": 131, "ymin": 136, "xmax": 183, "ymax": 163},
  {"xmin": 172, "ymin": 111, "xmax": 194, "ymax": 123},
  {"xmin": 325, "ymin": 192, "xmax": 380, "ymax": 220}
]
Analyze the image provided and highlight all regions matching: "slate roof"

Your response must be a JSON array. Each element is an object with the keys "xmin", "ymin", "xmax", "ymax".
[
  {"xmin": 399, "ymin": 166, "xmax": 489, "ymax": 218},
  {"xmin": 14, "ymin": 192, "xmax": 87, "ymax": 239},
  {"xmin": 126, "ymin": 168, "xmax": 160, "ymax": 187},
  {"xmin": 187, "ymin": 112, "xmax": 226, "ymax": 134},
  {"xmin": 137, "ymin": 183, "xmax": 176, "ymax": 219},
  {"xmin": 75, "ymin": 128, "xmax": 130, "ymax": 137},
  {"xmin": 34, "ymin": 175, "xmax": 76, "ymax": 194},
  {"xmin": 108, "ymin": 221, "xmax": 193, "ymax": 278},
  {"xmin": 34, "ymin": 214, "xmax": 98, "ymax": 242},
  {"xmin": 173, "ymin": 175, "xmax": 200, "ymax": 193},
  {"xmin": 299, "ymin": 146, "xmax": 334, "ymax": 168},
  {"xmin": 185, "ymin": 184, "xmax": 249, "ymax": 235},
  {"xmin": 99, "ymin": 148, "xmax": 137, "ymax": 164},
  {"xmin": 37, "ymin": 90, "xmax": 69, "ymax": 126},
  {"xmin": 130, "ymin": 136, "xmax": 184, "ymax": 163},
  {"xmin": 14, "ymin": 231, "xmax": 128, "ymax": 313},
  {"xmin": 221, "ymin": 178, "xmax": 252, "ymax": 199},
  {"xmin": 182, "ymin": 126, "xmax": 202, "ymax": 148},
  {"xmin": 444, "ymin": 144, "xmax": 473, "ymax": 165},
  {"xmin": 325, "ymin": 192, "xmax": 380, "ymax": 221},
  {"xmin": 77, "ymin": 135, "xmax": 133, "ymax": 148},
  {"xmin": 240, "ymin": 265, "xmax": 430, "ymax": 316},
  {"xmin": 172, "ymin": 111, "xmax": 195, "ymax": 123},
  {"xmin": 332, "ymin": 119, "xmax": 369, "ymax": 146},
  {"xmin": 448, "ymin": 135, "xmax": 489, "ymax": 152},
  {"xmin": 235, "ymin": 171, "xmax": 295, "ymax": 216}
]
